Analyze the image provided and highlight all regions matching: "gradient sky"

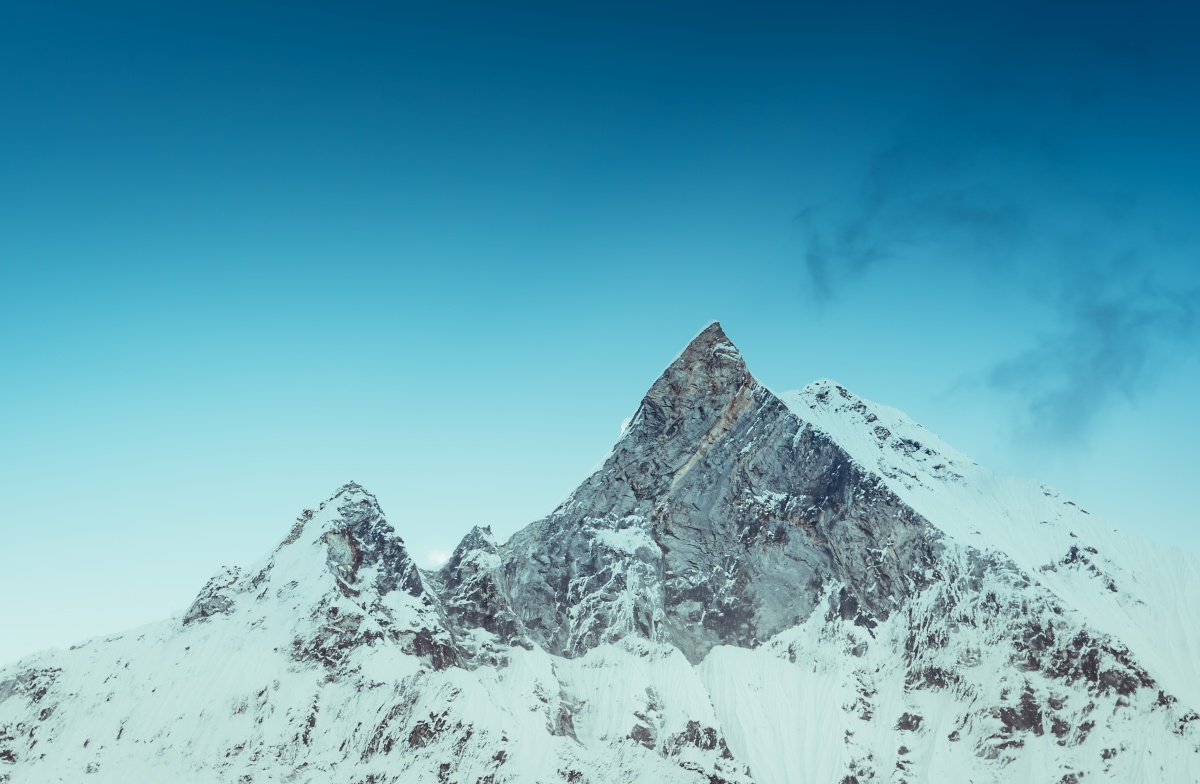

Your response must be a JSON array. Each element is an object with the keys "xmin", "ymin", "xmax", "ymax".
[{"xmin": 2, "ymin": 1, "xmax": 1198, "ymax": 666}]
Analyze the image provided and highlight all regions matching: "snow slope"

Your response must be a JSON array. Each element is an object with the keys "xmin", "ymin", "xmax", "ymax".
[{"xmin": 787, "ymin": 379, "xmax": 1200, "ymax": 711}]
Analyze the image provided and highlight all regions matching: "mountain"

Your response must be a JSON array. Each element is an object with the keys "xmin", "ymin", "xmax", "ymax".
[{"xmin": 2, "ymin": 322, "xmax": 1198, "ymax": 784}]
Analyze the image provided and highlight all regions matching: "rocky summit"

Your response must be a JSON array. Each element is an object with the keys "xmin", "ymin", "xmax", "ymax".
[{"xmin": 3, "ymin": 323, "xmax": 1199, "ymax": 783}]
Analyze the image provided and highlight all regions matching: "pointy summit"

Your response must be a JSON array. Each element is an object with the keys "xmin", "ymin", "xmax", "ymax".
[
  {"xmin": 609, "ymin": 321, "xmax": 766, "ymax": 502},
  {"xmin": 507, "ymin": 322, "xmax": 939, "ymax": 665},
  {"xmin": 638, "ymin": 321, "xmax": 751, "ymax": 423},
  {"xmin": 666, "ymin": 320, "xmax": 743, "ymax": 369},
  {"xmin": 3, "ymin": 324, "xmax": 1199, "ymax": 784}
]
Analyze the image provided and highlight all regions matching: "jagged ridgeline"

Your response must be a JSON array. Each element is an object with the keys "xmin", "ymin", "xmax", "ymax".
[{"xmin": 2, "ymin": 323, "xmax": 1199, "ymax": 784}]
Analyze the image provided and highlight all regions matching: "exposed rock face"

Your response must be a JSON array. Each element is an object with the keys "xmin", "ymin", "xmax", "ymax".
[
  {"xmin": 502, "ymin": 323, "xmax": 942, "ymax": 663},
  {"xmin": 182, "ymin": 565, "xmax": 242, "ymax": 625},
  {"xmin": 432, "ymin": 525, "xmax": 531, "ymax": 665},
  {"xmin": 2, "ymin": 323, "xmax": 1199, "ymax": 784}
]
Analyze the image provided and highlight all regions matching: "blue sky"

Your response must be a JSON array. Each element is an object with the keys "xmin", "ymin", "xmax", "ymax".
[{"xmin": 2, "ymin": 1, "xmax": 1198, "ymax": 665}]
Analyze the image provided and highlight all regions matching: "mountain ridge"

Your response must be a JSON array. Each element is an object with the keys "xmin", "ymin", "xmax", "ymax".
[{"xmin": 2, "ymin": 323, "xmax": 1198, "ymax": 783}]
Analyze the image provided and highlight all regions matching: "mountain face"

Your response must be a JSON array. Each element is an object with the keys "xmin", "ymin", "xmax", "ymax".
[{"xmin": 3, "ymin": 323, "xmax": 1199, "ymax": 784}]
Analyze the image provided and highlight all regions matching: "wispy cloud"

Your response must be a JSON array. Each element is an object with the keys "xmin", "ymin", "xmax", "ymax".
[
  {"xmin": 990, "ymin": 280, "xmax": 1198, "ymax": 441},
  {"xmin": 797, "ymin": 12, "xmax": 1200, "ymax": 443},
  {"xmin": 799, "ymin": 136, "xmax": 1034, "ymax": 300}
]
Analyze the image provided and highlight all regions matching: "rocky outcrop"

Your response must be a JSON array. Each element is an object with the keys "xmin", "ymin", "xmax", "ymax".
[
  {"xmin": 433, "ymin": 525, "xmax": 531, "ymax": 666},
  {"xmin": 182, "ymin": 566, "xmax": 242, "ymax": 625}
]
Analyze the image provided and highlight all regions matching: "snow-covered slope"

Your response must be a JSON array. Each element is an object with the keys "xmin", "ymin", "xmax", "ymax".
[
  {"xmin": 2, "ymin": 323, "xmax": 1198, "ymax": 783},
  {"xmin": 787, "ymin": 379, "xmax": 1200, "ymax": 712}
]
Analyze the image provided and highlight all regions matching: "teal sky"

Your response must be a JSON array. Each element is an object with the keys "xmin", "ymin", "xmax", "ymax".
[{"xmin": 2, "ymin": 1, "xmax": 1198, "ymax": 665}]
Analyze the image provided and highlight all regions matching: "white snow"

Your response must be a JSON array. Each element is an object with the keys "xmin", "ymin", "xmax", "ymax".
[{"xmin": 780, "ymin": 378, "xmax": 1200, "ymax": 710}]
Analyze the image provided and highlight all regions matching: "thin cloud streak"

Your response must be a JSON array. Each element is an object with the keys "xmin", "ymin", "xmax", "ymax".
[
  {"xmin": 796, "ymin": 12, "xmax": 1200, "ymax": 444},
  {"xmin": 990, "ymin": 281, "xmax": 1199, "ymax": 443}
]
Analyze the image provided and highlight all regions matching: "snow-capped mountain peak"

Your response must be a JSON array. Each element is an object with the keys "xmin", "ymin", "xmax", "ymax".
[{"xmin": 3, "ymin": 325, "xmax": 1198, "ymax": 784}]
